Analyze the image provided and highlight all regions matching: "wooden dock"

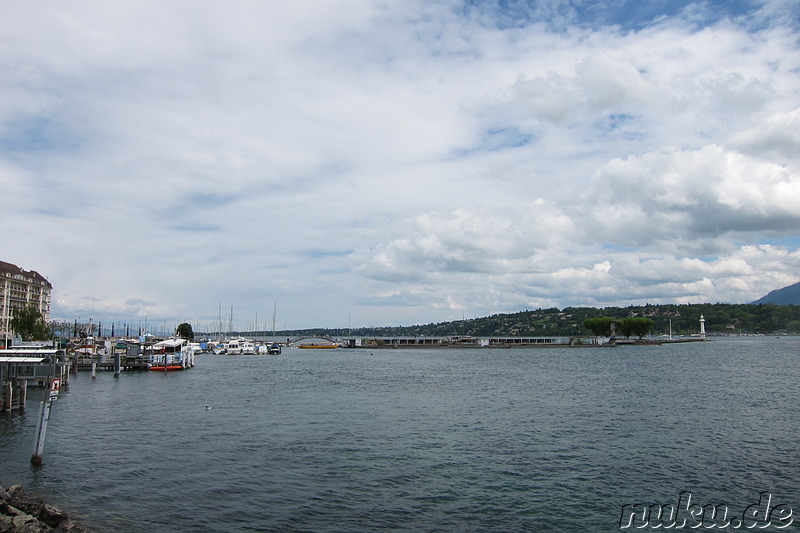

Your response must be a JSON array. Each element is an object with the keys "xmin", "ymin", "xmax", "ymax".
[
  {"xmin": 74, "ymin": 358, "xmax": 151, "ymax": 372},
  {"xmin": 1, "ymin": 379, "xmax": 27, "ymax": 412}
]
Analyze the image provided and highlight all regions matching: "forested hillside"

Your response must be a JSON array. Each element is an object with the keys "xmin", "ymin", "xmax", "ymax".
[{"xmin": 285, "ymin": 303, "xmax": 800, "ymax": 338}]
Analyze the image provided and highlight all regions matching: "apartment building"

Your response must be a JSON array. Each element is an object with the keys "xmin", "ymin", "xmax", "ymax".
[{"xmin": 0, "ymin": 260, "xmax": 52, "ymax": 341}]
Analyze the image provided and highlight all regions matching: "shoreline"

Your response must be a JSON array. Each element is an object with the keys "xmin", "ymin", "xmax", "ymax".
[{"xmin": 0, "ymin": 484, "xmax": 89, "ymax": 532}]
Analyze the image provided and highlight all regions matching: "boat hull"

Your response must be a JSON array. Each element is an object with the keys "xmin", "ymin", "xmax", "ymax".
[{"xmin": 297, "ymin": 344, "xmax": 338, "ymax": 349}]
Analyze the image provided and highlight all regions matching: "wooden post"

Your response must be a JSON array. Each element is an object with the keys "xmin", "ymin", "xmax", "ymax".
[
  {"xmin": 3, "ymin": 381, "xmax": 11, "ymax": 413},
  {"xmin": 60, "ymin": 351, "xmax": 69, "ymax": 384},
  {"xmin": 18, "ymin": 379, "xmax": 27, "ymax": 409},
  {"xmin": 114, "ymin": 353, "xmax": 121, "ymax": 378},
  {"xmin": 91, "ymin": 363, "xmax": 96, "ymax": 379}
]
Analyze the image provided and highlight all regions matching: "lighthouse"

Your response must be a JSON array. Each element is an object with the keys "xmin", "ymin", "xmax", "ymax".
[{"xmin": 699, "ymin": 315, "xmax": 706, "ymax": 340}]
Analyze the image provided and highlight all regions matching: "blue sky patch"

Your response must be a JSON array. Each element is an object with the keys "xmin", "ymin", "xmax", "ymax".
[
  {"xmin": 0, "ymin": 115, "xmax": 81, "ymax": 154},
  {"xmin": 306, "ymin": 249, "xmax": 353, "ymax": 258},
  {"xmin": 483, "ymin": 127, "xmax": 534, "ymax": 150},
  {"xmin": 464, "ymin": 0, "xmax": 763, "ymax": 31}
]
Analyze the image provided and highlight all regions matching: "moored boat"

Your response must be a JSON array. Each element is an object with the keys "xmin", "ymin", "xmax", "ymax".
[
  {"xmin": 149, "ymin": 364, "xmax": 185, "ymax": 372},
  {"xmin": 297, "ymin": 342, "xmax": 338, "ymax": 349},
  {"xmin": 148, "ymin": 338, "xmax": 195, "ymax": 370},
  {"xmin": 224, "ymin": 339, "xmax": 242, "ymax": 355}
]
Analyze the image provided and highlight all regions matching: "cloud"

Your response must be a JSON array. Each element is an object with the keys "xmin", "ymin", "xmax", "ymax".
[
  {"xmin": 1, "ymin": 1, "xmax": 799, "ymax": 329},
  {"xmin": 584, "ymin": 143, "xmax": 800, "ymax": 250},
  {"xmin": 729, "ymin": 108, "xmax": 800, "ymax": 162}
]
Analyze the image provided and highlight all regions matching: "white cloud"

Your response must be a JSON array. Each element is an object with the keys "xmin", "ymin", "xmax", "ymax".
[
  {"xmin": 729, "ymin": 107, "xmax": 800, "ymax": 162},
  {"xmin": 584, "ymin": 143, "xmax": 800, "ymax": 250},
  {"xmin": 1, "ymin": 1, "xmax": 799, "ymax": 329}
]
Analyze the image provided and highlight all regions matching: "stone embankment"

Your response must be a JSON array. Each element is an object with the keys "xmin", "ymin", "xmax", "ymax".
[{"xmin": 0, "ymin": 484, "xmax": 88, "ymax": 532}]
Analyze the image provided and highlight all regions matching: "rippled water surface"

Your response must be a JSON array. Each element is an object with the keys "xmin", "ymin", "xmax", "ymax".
[{"xmin": 1, "ymin": 337, "xmax": 798, "ymax": 532}]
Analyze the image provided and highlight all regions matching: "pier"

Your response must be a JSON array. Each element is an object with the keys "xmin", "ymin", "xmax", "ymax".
[
  {"xmin": 73, "ymin": 358, "xmax": 152, "ymax": 372},
  {"xmin": 329, "ymin": 335, "xmax": 608, "ymax": 348}
]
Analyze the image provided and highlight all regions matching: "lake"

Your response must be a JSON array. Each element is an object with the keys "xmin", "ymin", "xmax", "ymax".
[{"xmin": 1, "ymin": 337, "xmax": 798, "ymax": 532}]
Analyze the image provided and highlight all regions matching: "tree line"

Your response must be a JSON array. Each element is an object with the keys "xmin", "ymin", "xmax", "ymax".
[
  {"xmin": 285, "ymin": 303, "xmax": 800, "ymax": 338},
  {"xmin": 583, "ymin": 317, "xmax": 654, "ymax": 338}
]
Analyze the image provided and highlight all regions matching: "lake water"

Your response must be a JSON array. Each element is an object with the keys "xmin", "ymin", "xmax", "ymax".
[{"xmin": 1, "ymin": 337, "xmax": 798, "ymax": 532}]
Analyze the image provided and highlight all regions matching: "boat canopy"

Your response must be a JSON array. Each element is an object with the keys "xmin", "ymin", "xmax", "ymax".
[
  {"xmin": 0, "ymin": 356, "xmax": 48, "ymax": 363},
  {"xmin": 153, "ymin": 338, "xmax": 187, "ymax": 348}
]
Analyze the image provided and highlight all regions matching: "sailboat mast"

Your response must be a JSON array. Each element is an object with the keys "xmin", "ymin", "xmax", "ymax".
[{"xmin": 272, "ymin": 301, "xmax": 277, "ymax": 338}]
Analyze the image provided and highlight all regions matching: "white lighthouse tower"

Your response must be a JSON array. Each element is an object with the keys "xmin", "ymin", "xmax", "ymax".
[{"xmin": 699, "ymin": 315, "xmax": 706, "ymax": 340}]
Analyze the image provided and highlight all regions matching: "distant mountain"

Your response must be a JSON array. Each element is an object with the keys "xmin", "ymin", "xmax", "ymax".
[{"xmin": 751, "ymin": 282, "xmax": 800, "ymax": 305}]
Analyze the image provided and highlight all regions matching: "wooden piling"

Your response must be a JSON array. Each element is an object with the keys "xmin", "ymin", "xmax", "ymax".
[
  {"xmin": 2, "ymin": 381, "xmax": 11, "ymax": 413},
  {"xmin": 18, "ymin": 379, "xmax": 27, "ymax": 409}
]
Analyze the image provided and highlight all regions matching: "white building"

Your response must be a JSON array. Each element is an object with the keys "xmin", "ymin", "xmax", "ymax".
[{"xmin": 0, "ymin": 260, "xmax": 52, "ymax": 343}]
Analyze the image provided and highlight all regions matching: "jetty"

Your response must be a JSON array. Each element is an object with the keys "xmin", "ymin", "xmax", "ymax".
[
  {"xmin": 323, "ymin": 335, "xmax": 612, "ymax": 348},
  {"xmin": 284, "ymin": 334, "xmax": 709, "ymax": 348}
]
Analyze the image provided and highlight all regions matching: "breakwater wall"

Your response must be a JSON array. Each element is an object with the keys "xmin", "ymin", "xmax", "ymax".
[{"xmin": 0, "ymin": 484, "xmax": 88, "ymax": 532}]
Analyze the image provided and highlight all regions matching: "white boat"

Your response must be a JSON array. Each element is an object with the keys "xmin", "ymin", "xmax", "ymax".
[
  {"xmin": 241, "ymin": 340, "xmax": 256, "ymax": 355},
  {"xmin": 149, "ymin": 338, "xmax": 195, "ymax": 370},
  {"xmin": 224, "ymin": 339, "xmax": 242, "ymax": 355}
]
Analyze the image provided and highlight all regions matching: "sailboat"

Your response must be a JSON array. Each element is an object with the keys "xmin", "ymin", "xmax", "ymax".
[{"xmin": 268, "ymin": 302, "xmax": 281, "ymax": 354}]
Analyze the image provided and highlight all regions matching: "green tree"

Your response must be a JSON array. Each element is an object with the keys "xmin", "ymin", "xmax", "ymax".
[
  {"xmin": 619, "ymin": 317, "xmax": 654, "ymax": 339},
  {"xmin": 583, "ymin": 317, "xmax": 615, "ymax": 336},
  {"xmin": 176, "ymin": 322, "xmax": 194, "ymax": 341},
  {"xmin": 9, "ymin": 303, "xmax": 50, "ymax": 341},
  {"xmin": 618, "ymin": 318, "xmax": 635, "ymax": 338}
]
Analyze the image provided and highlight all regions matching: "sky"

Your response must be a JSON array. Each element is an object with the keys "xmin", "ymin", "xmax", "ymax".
[{"xmin": 1, "ymin": 0, "xmax": 799, "ymax": 333}]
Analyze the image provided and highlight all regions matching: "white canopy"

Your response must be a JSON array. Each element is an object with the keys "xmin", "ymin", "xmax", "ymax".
[
  {"xmin": 152, "ymin": 338, "xmax": 187, "ymax": 348},
  {"xmin": 0, "ymin": 356, "xmax": 48, "ymax": 363}
]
